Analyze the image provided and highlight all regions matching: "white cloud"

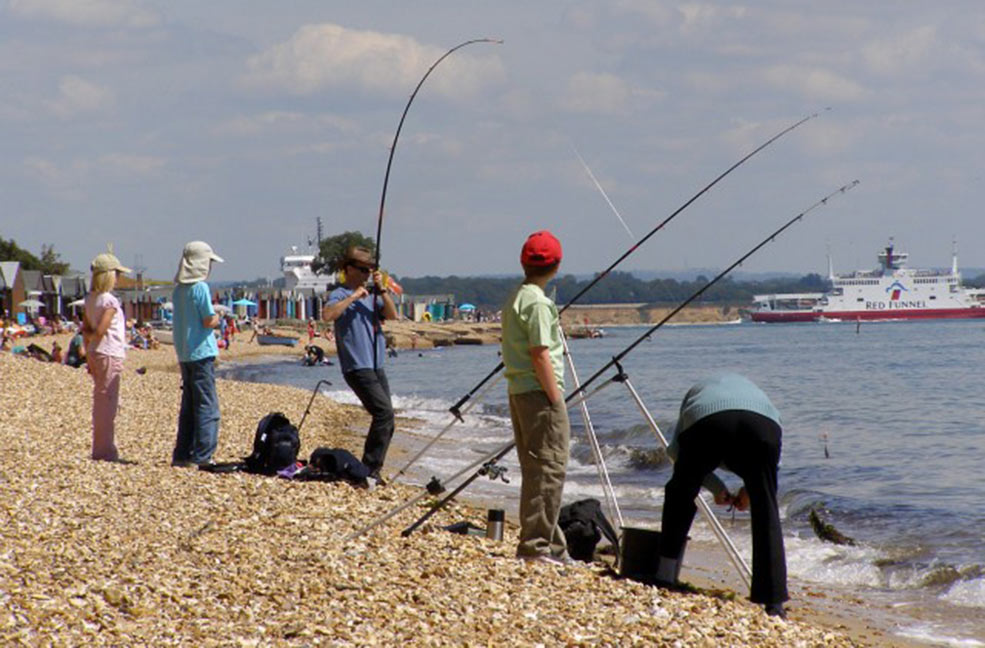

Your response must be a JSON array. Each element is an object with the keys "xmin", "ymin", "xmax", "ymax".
[
  {"xmin": 96, "ymin": 153, "xmax": 164, "ymax": 176},
  {"xmin": 7, "ymin": 0, "xmax": 160, "ymax": 28},
  {"xmin": 562, "ymin": 71, "xmax": 663, "ymax": 115},
  {"xmin": 46, "ymin": 75, "xmax": 115, "ymax": 118},
  {"xmin": 23, "ymin": 152, "xmax": 164, "ymax": 193},
  {"xmin": 678, "ymin": 3, "xmax": 747, "ymax": 30},
  {"xmin": 244, "ymin": 24, "xmax": 505, "ymax": 99},
  {"xmin": 213, "ymin": 111, "xmax": 355, "ymax": 137},
  {"xmin": 862, "ymin": 26, "xmax": 938, "ymax": 76},
  {"xmin": 762, "ymin": 64, "xmax": 866, "ymax": 102}
]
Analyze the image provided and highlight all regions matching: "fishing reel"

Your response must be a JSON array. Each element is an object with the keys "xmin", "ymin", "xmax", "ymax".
[{"xmin": 478, "ymin": 460, "xmax": 509, "ymax": 484}]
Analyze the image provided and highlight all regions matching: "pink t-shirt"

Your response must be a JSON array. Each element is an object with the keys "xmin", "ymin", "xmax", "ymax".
[{"xmin": 84, "ymin": 292, "xmax": 127, "ymax": 358}]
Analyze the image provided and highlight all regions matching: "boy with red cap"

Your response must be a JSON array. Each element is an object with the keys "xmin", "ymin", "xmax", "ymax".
[{"xmin": 501, "ymin": 230, "xmax": 572, "ymax": 564}]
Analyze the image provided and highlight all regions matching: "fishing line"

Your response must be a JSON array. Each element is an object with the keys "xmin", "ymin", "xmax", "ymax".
[
  {"xmin": 395, "ymin": 180, "xmax": 860, "ymax": 541},
  {"xmin": 447, "ymin": 111, "xmax": 824, "ymax": 419},
  {"xmin": 388, "ymin": 112, "xmax": 825, "ymax": 482},
  {"xmin": 371, "ymin": 37, "xmax": 503, "ymax": 369}
]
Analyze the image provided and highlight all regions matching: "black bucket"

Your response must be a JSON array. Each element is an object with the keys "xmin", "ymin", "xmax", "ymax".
[{"xmin": 619, "ymin": 526, "xmax": 661, "ymax": 580}]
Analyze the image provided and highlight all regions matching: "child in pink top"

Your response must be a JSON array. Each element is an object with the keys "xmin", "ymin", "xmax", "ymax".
[{"xmin": 83, "ymin": 250, "xmax": 132, "ymax": 461}]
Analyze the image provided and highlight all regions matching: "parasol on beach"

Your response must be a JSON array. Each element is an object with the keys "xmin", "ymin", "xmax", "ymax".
[
  {"xmin": 18, "ymin": 299, "xmax": 45, "ymax": 310},
  {"xmin": 232, "ymin": 298, "xmax": 257, "ymax": 307}
]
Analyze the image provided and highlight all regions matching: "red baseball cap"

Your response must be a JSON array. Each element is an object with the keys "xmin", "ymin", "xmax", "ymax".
[{"xmin": 521, "ymin": 230, "xmax": 563, "ymax": 267}]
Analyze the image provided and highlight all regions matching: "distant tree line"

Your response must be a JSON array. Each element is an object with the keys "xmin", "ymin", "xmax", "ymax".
[
  {"xmin": 0, "ymin": 236, "xmax": 71, "ymax": 275},
  {"xmin": 394, "ymin": 271, "xmax": 832, "ymax": 308}
]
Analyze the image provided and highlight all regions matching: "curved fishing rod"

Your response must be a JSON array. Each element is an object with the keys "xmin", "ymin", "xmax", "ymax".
[
  {"xmin": 447, "ymin": 110, "xmax": 823, "ymax": 418},
  {"xmin": 372, "ymin": 37, "xmax": 503, "ymax": 370},
  {"xmin": 568, "ymin": 179, "xmax": 860, "ymax": 402}
]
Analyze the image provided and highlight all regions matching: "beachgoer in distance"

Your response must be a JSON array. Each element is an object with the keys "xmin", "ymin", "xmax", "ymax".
[
  {"xmin": 170, "ymin": 241, "xmax": 224, "ymax": 467},
  {"xmin": 307, "ymin": 318, "xmax": 316, "ymax": 344},
  {"xmin": 322, "ymin": 246, "xmax": 398, "ymax": 482},
  {"xmin": 66, "ymin": 328, "xmax": 86, "ymax": 368},
  {"xmin": 500, "ymin": 230, "xmax": 572, "ymax": 564},
  {"xmin": 51, "ymin": 341, "xmax": 63, "ymax": 363},
  {"xmin": 82, "ymin": 250, "xmax": 132, "ymax": 461},
  {"xmin": 657, "ymin": 372, "xmax": 788, "ymax": 618}
]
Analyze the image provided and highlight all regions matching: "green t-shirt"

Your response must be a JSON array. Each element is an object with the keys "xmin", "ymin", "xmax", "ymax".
[{"xmin": 501, "ymin": 283, "xmax": 565, "ymax": 395}]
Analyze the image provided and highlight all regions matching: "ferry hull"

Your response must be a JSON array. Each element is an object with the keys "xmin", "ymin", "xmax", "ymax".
[{"xmin": 751, "ymin": 307, "xmax": 985, "ymax": 323}]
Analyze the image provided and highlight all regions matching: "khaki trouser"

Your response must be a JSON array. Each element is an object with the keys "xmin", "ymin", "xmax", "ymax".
[{"xmin": 508, "ymin": 390, "xmax": 570, "ymax": 558}]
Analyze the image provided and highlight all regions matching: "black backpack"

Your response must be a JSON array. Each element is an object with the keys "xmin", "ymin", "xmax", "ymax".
[
  {"xmin": 558, "ymin": 498, "xmax": 620, "ymax": 563},
  {"xmin": 245, "ymin": 412, "xmax": 300, "ymax": 475}
]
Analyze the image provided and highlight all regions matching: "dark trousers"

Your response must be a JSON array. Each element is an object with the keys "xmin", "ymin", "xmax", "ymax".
[
  {"xmin": 343, "ymin": 368, "xmax": 395, "ymax": 473},
  {"xmin": 173, "ymin": 357, "xmax": 220, "ymax": 465},
  {"xmin": 660, "ymin": 410, "xmax": 788, "ymax": 605}
]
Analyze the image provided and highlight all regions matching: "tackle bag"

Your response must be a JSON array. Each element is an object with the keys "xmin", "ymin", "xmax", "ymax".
[
  {"xmin": 558, "ymin": 498, "xmax": 620, "ymax": 563},
  {"xmin": 244, "ymin": 412, "xmax": 300, "ymax": 475},
  {"xmin": 292, "ymin": 447, "xmax": 370, "ymax": 487}
]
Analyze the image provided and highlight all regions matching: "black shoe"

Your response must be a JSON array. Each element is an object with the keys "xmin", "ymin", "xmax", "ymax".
[{"xmin": 765, "ymin": 603, "xmax": 786, "ymax": 619}]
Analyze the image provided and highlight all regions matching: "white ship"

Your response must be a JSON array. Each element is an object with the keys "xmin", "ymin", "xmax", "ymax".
[
  {"xmin": 281, "ymin": 247, "xmax": 336, "ymax": 293},
  {"xmin": 750, "ymin": 240, "xmax": 985, "ymax": 323}
]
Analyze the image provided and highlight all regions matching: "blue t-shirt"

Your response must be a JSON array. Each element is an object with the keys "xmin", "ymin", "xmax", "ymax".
[
  {"xmin": 172, "ymin": 282, "xmax": 218, "ymax": 363},
  {"xmin": 329, "ymin": 286, "xmax": 385, "ymax": 373}
]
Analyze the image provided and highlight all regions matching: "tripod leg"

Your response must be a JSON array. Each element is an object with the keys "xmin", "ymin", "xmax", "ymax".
[
  {"xmin": 620, "ymin": 376, "xmax": 753, "ymax": 590},
  {"xmin": 560, "ymin": 330, "xmax": 624, "ymax": 530}
]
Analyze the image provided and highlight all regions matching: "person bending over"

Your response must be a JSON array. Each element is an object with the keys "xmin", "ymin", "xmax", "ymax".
[{"xmin": 658, "ymin": 372, "xmax": 788, "ymax": 618}]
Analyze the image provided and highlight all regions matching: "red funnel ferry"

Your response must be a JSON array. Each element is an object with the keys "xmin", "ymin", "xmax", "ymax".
[{"xmin": 750, "ymin": 240, "xmax": 985, "ymax": 323}]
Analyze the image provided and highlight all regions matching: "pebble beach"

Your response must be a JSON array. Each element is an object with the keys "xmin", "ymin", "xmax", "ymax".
[{"xmin": 1, "ymin": 332, "xmax": 894, "ymax": 647}]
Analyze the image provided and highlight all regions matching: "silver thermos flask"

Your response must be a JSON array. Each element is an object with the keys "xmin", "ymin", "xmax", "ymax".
[{"xmin": 486, "ymin": 509, "xmax": 505, "ymax": 541}]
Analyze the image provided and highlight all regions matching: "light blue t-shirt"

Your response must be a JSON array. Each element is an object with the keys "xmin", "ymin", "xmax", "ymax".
[
  {"xmin": 172, "ymin": 282, "xmax": 218, "ymax": 363},
  {"xmin": 667, "ymin": 373, "xmax": 782, "ymax": 497},
  {"xmin": 329, "ymin": 286, "xmax": 385, "ymax": 373}
]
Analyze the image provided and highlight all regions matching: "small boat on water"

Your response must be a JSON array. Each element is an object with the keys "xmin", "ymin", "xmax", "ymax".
[
  {"xmin": 750, "ymin": 240, "xmax": 985, "ymax": 323},
  {"xmin": 567, "ymin": 326, "xmax": 606, "ymax": 339},
  {"xmin": 257, "ymin": 334, "xmax": 299, "ymax": 347}
]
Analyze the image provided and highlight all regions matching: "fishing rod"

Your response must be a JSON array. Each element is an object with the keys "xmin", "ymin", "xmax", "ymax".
[
  {"xmin": 569, "ymin": 179, "xmax": 860, "ymax": 403},
  {"xmin": 371, "ymin": 37, "xmax": 503, "ymax": 370},
  {"xmin": 446, "ymin": 110, "xmax": 823, "ymax": 419},
  {"xmin": 397, "ymin": 180, "xmax": 859, "ymax": 539}
]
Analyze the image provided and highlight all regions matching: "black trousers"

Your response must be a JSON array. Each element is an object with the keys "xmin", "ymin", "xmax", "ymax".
[
  {"xmin": 343, "ymin": 368, "xmax": 395, "ymax": 473},
  {"xmin": 660, "ymin": 410, "xmax": 788, "ymax": 605}
]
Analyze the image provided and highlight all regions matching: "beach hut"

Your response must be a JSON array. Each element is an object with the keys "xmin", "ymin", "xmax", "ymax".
[{"xmin": 0, "ymin": 261, "xmax": 26, "ymax": 319}]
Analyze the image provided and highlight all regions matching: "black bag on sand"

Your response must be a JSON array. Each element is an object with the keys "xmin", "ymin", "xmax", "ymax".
[
  {"xmin": 559, "ymin": 498, "xmax": 620, "ymax": 563},
  {"xmin": 293, "ymin": 447, "xmax": 370, "ymax": 487},
  {"xmin": 244, "ymin": 412, "xmax": 300, "ymax": 475}
]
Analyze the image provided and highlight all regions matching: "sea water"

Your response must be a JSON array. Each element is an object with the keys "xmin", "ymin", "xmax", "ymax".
[{"xmin": 219, "ymin": 319, "xmax": 985, "ymax": 646}]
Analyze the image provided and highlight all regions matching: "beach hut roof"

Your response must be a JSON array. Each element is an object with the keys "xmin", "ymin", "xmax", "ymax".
[
  {"xmin": 0, "ymin": 261, "xmax": 20, "ymax": 289},
  {"xmin": 20, "ymin": 270, "xmax": 43, "ymax": 292}
]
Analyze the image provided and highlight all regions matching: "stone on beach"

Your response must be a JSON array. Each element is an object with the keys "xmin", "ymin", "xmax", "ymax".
[{"xmin": 0, "ymin": 345, "xmax": 863, "ymax": 646}]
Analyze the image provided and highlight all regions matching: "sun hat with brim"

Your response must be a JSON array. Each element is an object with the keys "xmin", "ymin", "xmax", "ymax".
[
  {"xmin": 520, "ymin": 230, "xmax": 562, "ymax": 267},
  {"xmin": 91, "ymin": 252, "xmax": 132, "ymax": 274},
  {"xmin": 175, "ymin": 241, "xmax": 224, "ymax": 284}
]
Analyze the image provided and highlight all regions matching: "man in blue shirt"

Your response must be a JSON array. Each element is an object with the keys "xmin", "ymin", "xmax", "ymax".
[
  {"xmin": 658, "ymin": 373, "xmax": 788, "ymax": 619},
  {"xmin": 323, "ymin": 246, "xmax": 398, "ymax": 481},
  {"xmin": 171, "ymin": 241, "xmax": 224, "ymax": 467}
]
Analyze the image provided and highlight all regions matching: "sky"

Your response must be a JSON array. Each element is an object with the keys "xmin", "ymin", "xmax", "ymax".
[{"xmin": 2, "ymin": 1, "xmax": 985, "ymax": 283}]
